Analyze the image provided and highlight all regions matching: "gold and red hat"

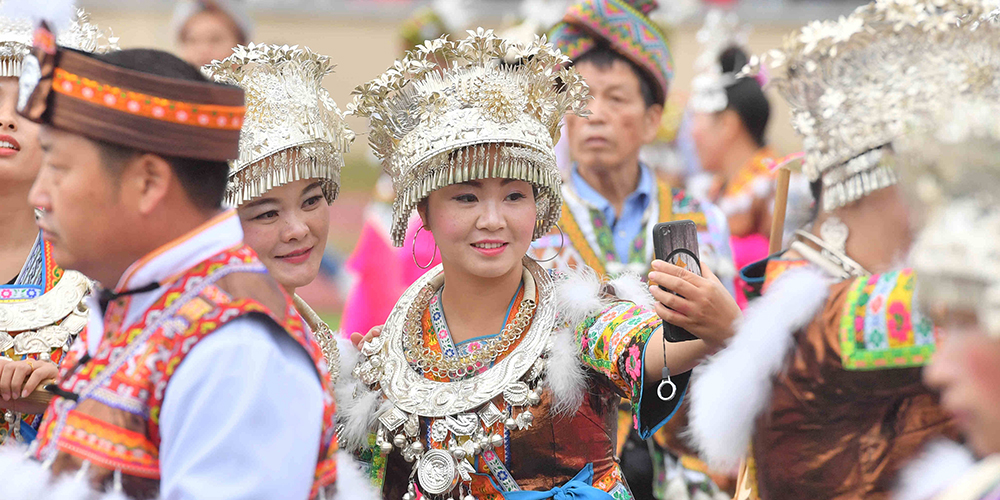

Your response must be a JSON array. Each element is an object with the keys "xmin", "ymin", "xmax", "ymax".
[{"xmin": 18, "ymin": 22, "xmax": 245, "ymax": 162}]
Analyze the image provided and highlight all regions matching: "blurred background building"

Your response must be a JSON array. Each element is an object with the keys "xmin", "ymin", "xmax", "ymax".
[{"xmin": 78, "ymin": 0, "xmax": 866, "ymax": 327}]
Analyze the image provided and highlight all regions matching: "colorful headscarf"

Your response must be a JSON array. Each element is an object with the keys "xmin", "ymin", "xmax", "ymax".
[{"xmin": 549, "ymin": 0, "xmax": 672, "ymax": 104}]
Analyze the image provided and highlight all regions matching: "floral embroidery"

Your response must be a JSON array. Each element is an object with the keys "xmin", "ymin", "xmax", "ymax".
[{"xmin": 839, "ymin": 269, "xmax": 937, "ymax": 370}]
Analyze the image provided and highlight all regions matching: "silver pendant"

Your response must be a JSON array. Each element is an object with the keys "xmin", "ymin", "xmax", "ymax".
[
  {"xmin": 503, "ymin": 381, "xmax": 530, "ymax": 406},
  {"xmin": 446, "ymin": 413, "xmax": 479, "ymax": 436},
  {"xmin": 417, "ymin": 449, "xmax": 459, "ymax": 495},
  {"xmin": 477, "ymin": 402, "xmax": 503, "ymax": 427},
  {"xmin": 379, "ymin": 406, "xmax": 408, "ymax": 432},
  {"xmin": 404, "ymin": 412, "xmax": 420, "ymax": 438},
  {"xmin": 430, "ymin": 419, "xmax": 450, "ymax": 443}
]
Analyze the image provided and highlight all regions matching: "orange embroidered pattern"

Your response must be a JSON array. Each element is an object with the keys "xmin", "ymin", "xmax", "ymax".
[
  {"xmin": 58, "ymin": 411, "xmax": 159, "ymax": 478},
  {"xmin": 35, "ymin": 244, "xmax": 339, "ymax": 498},
  {"xmin": 52, "ymin": 68, "xmax": 245, "ymax": 131}
]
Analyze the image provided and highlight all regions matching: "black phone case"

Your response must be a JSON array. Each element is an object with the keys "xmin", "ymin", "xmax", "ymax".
[{"xmin": 652, "ymin": 220, "xmax": 701, "ymax": 342}]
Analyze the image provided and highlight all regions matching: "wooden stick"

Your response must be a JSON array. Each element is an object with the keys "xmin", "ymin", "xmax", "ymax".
[
  {"xmin": 769, "ymin": 168, "xmax": 792, "ymax": 254},
  {"xmin": 0, "ymin": 380, "xmax": 55, "ymax": 415}
]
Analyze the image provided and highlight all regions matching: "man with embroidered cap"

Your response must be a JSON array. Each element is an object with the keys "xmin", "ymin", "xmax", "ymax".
[
  {"xmin": 537, "ymin": 1, "xmax": 741, "ymax": 497},
  {"xmin": 0, "ymin": 16, "xmax": 343, "ymax": 500}
]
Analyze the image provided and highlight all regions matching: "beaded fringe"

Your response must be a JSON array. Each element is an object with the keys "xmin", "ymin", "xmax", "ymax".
[
  {"xmin": 226, "ymin": 142, "xmax": 343, "ymax": 207},
  {"xmin": 0, "ymin": 57, "xmax": 23, "ymax": 78},
  {"xmin": 389, "ymin": 142, "xmax": 562, "ymax": 247},
  {"xmin": 822, "ymin": 146, "xmax": 898, "ymax": 211}
]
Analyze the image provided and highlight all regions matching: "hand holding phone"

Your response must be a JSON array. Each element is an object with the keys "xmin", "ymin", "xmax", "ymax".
[{"xmin": 652, "ymin": 220, "xmax": 701, "ymax": 342}]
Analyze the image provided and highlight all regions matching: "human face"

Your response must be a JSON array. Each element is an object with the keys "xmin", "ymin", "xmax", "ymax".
[
  {"xmin": 691, "ymin": 111, "xmax": 728, "ymax": 174},
  {"xmin": 238, "ymin": 179, "xmax": 329, "ymax": 293},
  {"xmin": 565, "ymin": 60, "xmax": 661, "ymax": 175},
  {"xmin": 29, "ymin": 128, "xmax": 132, "ymax": 283},
  {"xmin": 178, "ymin": 10, "xmax": 241, "ymax": 69},
  {"xmin": 0, "ymin": 78, "xmax": 42, "ymax": 189},
  {"xmin": 420, "ymin": 177, "xmax": 536, "ymax": 280},
  {"xmin": 924, "ymin": 322, "xmax": 1000, "ymax": 456}
]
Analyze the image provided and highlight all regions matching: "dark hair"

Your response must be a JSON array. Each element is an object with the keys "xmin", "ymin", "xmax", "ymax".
[
  {"xmin": 89, "ymin": 49, "xmax": 230, "ymax": 211},
  {"xmin": 574, "ymin": 43, "xmax": 660, "ymax": 108},
  {"xmin": 720, "ymin": 46, "xmax": 770, "ymax": 147}
]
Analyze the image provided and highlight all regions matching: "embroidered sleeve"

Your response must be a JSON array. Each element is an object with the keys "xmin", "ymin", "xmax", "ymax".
[
  {"xmin": 576, "ymin": 301, "xmax": 689, "ymax": 438},
  {"xmin": 839, "ymin": 269, "xmax": 937, "ymax": 370}
]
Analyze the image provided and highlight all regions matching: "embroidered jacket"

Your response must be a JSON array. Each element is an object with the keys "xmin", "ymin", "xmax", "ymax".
[
  {"xmin": 344, "ymin": 264, "xmax": 687, "ymax": 500},
  {"xmin": 0, "ymin": 236, "xmax": 89, "ymax": 445},
  {"xmin": 31, "ymin": 244, "xmax": 339, "ymax": 499},
  {"xmin": 741, "ymin": 260, "xmax": 957, "ymax": 500},
  {"xmin": 528, "ymin": 176, "xmax": 735, "ymax": 290}
]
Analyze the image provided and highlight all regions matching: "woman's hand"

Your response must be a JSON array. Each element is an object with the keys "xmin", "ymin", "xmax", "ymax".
[
  {"xmin": 350, "ymin": 325, "xmax": 384, "ymax": 350},
  {"xmin": 0, "ymin": 357, "xmax": 59, "ymax": 401},
  {"xmin": 648, "ymin": 259, "xmax": 742, "ymax": 350}
]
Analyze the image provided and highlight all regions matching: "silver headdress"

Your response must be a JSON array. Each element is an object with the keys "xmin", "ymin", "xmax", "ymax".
[
  {"xmin": 689, "ymin": 8, "xmax": 750, "ymax": 114},
  {"xmin": 349, "ymin": 28, "xmax": 591, "ymax": 247},
  {"xmin": 0, "ymin": 7, "xmax": 117, "ymax": 77},
  {"xmin": 897, "ymin": 99, "xmax": 1000, "ymax": 337},
  {"xmin": 749, "ymin": 0, "xmax": 1000, "ymax": 212},
  {"xmin": 205, "ymin": 43, "xmax": 354, "ymax": 207}
]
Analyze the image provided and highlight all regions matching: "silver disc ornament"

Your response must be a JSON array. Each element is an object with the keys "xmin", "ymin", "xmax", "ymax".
[{"xmin": 417, "ymin": 449, "xmax": 459, "ymax": 495}]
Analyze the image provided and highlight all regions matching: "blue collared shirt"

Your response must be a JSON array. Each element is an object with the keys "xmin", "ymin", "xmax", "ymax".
[{"xmin": 570, "ymin": 164, "xmax": 654, "ymax": 262}]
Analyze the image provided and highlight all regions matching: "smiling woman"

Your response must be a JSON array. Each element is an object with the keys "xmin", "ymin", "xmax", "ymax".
[
  {"xmin": 204, "ymin": 43, "xmax": 354, "ymax": 376},
  {"xmin": 340, "ymin": 30, "xmax": 732, "ymax": 500}
]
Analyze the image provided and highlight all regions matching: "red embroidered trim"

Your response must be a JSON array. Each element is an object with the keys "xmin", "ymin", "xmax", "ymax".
[{"xmin": 52, "ymin": 68, "xmax": 245, "ymax": 131}]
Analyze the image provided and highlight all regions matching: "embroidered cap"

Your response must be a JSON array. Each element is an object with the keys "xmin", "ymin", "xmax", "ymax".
[
  {"xmin": 349, "ymin": 29, "xmax": 590, "ymax": 247},
  {"xmin": 549, "ymin": 0, "xmax": 672, "ymax": 105},
  {"xmin": 204, "ymin": 43, "xmax": 355, "ymax": 207},
  {"xmin": 18, "ymin": 22, "xmax": 245, "ymax": 162}
]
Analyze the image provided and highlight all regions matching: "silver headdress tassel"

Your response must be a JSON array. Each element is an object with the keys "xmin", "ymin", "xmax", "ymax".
[
  {"xmin": 205, "ymin": 43, "xmax": 355, "ymax": 207},
  {"xmin": 688, "ymin": 8, "xmax": 750, "ymax": 114},
  {"xmin": 349, "ymin": 28, "xmax": 591, "ymax": 247},
  {"xmin": 747, "ymin": 0, "xmax": 1000, "ymax": 212},
  {"xmin": 0, "ymin": 6, "xmax": 117, "ymax": 77},
  {"xmin": 897, "ymin": 99, "xmax": 1000, "ymax": 337}
]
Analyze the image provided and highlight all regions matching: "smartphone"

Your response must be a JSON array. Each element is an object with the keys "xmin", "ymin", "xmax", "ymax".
[{"xmin": 652, "ymin": 220, "xmax": 701, "ymax": 342}]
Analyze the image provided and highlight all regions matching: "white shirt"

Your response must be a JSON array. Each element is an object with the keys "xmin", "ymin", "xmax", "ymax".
[{"xmin": 84, "ymin": 210, "xmax": 323, "ymax": 500}]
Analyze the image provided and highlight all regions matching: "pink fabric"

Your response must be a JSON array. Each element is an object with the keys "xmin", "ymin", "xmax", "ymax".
[
  {"xmin": 340, "ymin": 215, "xmax": 441, "ymax": 338},
  {"xmin": 730, "ymin": 233, "xmax": 769, "ymax": 310}
]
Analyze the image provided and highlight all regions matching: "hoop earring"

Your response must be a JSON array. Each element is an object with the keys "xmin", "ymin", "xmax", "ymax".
[
  {"xmin": 412, "ymin": 225, "xmax": 438, "ymax": 270},
  {"xmin": 529, "ymin": 225, "xmax": 565, "ymax": 263}
]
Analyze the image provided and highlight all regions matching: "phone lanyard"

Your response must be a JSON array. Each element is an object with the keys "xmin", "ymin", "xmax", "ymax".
[{"xmin": 656, "ymin": 248, "xmax": 700, "ymax": 402}]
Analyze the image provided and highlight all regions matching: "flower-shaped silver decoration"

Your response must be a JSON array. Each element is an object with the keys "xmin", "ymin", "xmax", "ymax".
[
  {"xmin": 744, "ymin": 0, "xmax": 1000, "ymax": 211},
  {"xmin": 349, "ymin": 29, "xmax": 591, "ymax": 246},
  {"xmin": 205, "ymin": 43, "xmax": 355, "ymax": 207},
  {"xmin": 0, "ymin": 8, "xmax": 117, "ymax": 77}
]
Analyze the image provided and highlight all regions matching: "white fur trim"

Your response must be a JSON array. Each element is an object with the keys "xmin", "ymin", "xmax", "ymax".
[
  {"xmin": 332, "ymin": 450, "xmax": 380, "ymax": 500},
  {"xmin": 47, "ymin": 470, "xmax": 94, "ymax": 500},
  {"xmin": 689, "ymin": 266, "xmax": 830, "ymax": 470},
  {"xmin": 544, "ymin": 327, "xmax": 588, "ymax": 416},
  {"xmin": 0, "ymin": 444, "xmax": 53, "ymax": 500},
  {"xmin": 893, "ymin": 440, "xmax": 975, "ymax": 500},
  {"xmin": 553, "ymin": 265, "xmax": 607, "ymax": 328},
  {"xmin": 98, "ymin": 488, "xmax": 133, "ymax": 500},
  {"xmin": 608, "ymin": 272, "xmax": 655, "ymax": 310},
  {"xmin": 333, "ymin": 337, "xmax": 386, "ymax": 452}
]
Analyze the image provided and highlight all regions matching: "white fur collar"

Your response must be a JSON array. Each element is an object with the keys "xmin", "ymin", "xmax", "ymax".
[
  {"xmin": 893, "ymin": 440, "xmax": 978, "ymax": 500},
  {"xmin": 689, "ymin": 266, "xmax": 831, "ymax": 470}
]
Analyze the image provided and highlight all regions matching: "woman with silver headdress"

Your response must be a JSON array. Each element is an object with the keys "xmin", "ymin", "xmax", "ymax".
[
  {"xmin": 204, "ymin": 43, "xmax": 354, "ymax": 381},
  {"xmin": 889, "ymin": 99, "xmax": 1000, "ymax": 500},
  {"xmin": 685, "ymin": 2, "xmax": 1000, "ymax": 499},
  {"xmin": 0, "ymin": 8, "xmax": 114, "ymax": 446},
  {"xmin": 339, "ymin": 29, "xmax": 733, "ymax": 500}
]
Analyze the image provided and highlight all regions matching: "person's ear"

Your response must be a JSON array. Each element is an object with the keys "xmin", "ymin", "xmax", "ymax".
[
  {"xmin": 641, "ymin": 103, "xmax": 664, "ymax": 145},
  {"xmin": 122, "ymin": 154, "xmax": 174, "ymax": 216},
  {"xmin": 720, "ymin": 110, "xmax": 744, "ymax": 142},
  {"xmin": 416, "ymin": 200, "xmax": 430, "ymax": 230}
]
